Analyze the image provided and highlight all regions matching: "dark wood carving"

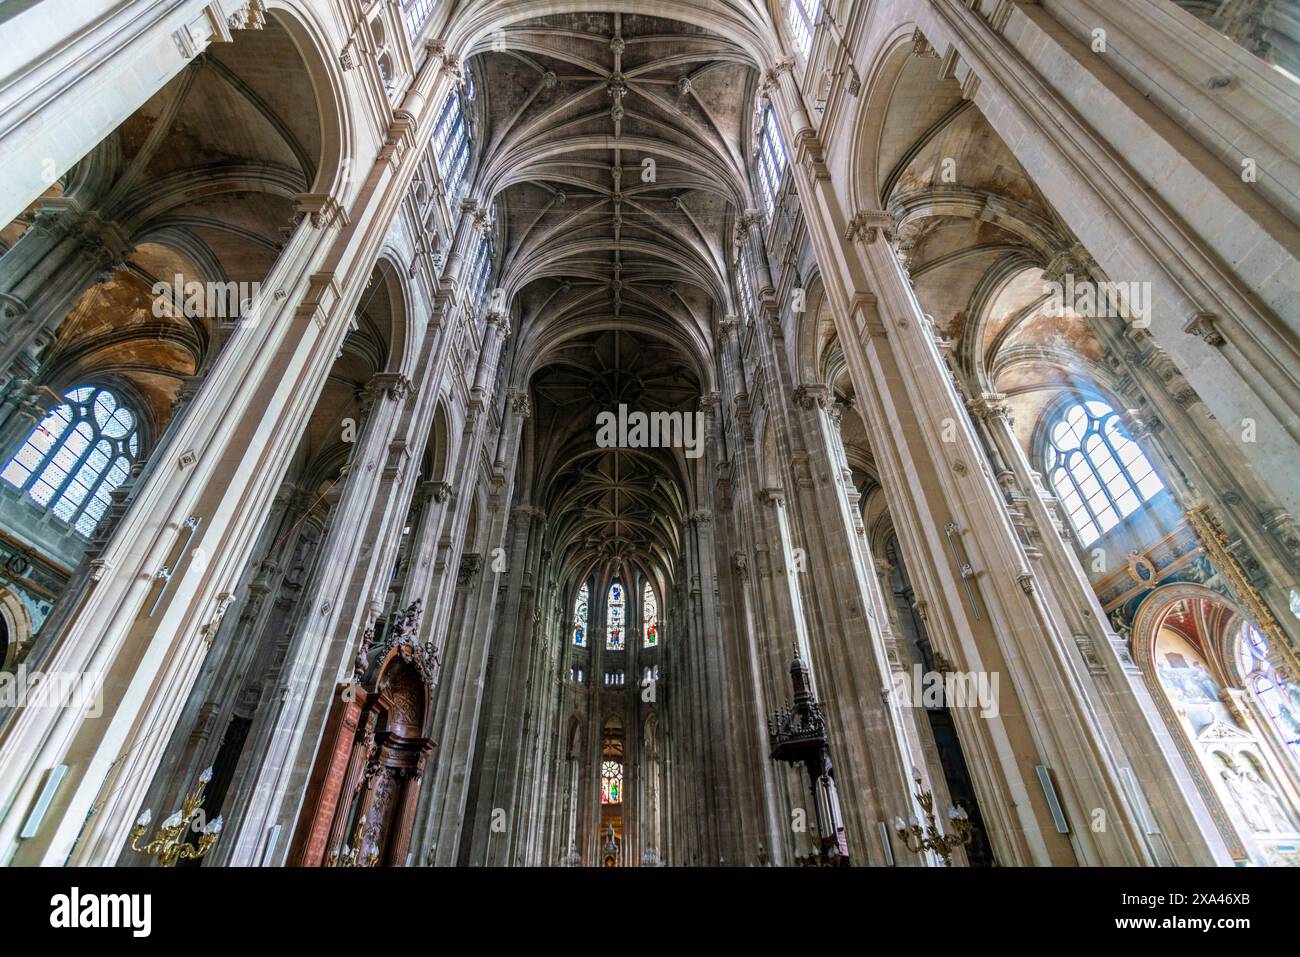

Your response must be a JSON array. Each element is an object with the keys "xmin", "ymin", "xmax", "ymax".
[{"xmin": 288, "ymin": 602, "xmax": 435, "ymax": 866}]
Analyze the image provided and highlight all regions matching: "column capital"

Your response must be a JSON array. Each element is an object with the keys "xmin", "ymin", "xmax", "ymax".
[
  {"xmin": 456, "ymin": 552, "xmax": 483, "ymax": 586},
  {"xmin": 967, "ymin": 392, "xmax": 1013, "ymax": 425},
  {"xmin": 485, "ymin": 308, "xmax": 512, "ymax": 340},
  {"xmin": 366, "ymin": 373, "xmax": 414, "ymax": 403},
  {"xmin": 731, "ymin": 552, "xmax": 749, "ymax": 581},
  {"xmin": 792, "ymin": 384, "xmax": 830, "ymax": 410},
  {"xmin": 1184, "ymin": 311, "xmax": 1226, "ymax": 348},
  {"xmin": 294, "ymin": 193, "xmax": 349, "ymax": 231},
  {"xmin": 845, "ymin": 210, "xmax": 896, "ymax": 245},
  {"xmin": 1043, "ymin": 242, "xmax": 1100, "ymax": 286},
  {"xmin": 508, "ymin": 389, "xmax": 531, "ymax": 419},
  {"xmin": 911, "ymin": 28, "xmax": 939, "ymax": 59},
  {"xmin": 760, "ymin": 57, "xmax": 795, "ymax": 92},
  {"xmin": 512, "ymin": 503, "xmax": 546, "ymax": 523},
  {"xmin": 228, "ymin": 0, "xmax": 267, "ymax": 31}
]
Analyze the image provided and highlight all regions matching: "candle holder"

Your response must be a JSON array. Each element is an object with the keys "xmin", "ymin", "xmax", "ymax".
[
  {"xmin": 329, "ymin": 815, "xmax": 379, "ymax": 867},
  {"xmin": 894, "ymin": 766, "xmax": 973, "ymax": 867},
  {"xmin": 128, "ymin": 767, "xmax": 222, "ymax": 867}
]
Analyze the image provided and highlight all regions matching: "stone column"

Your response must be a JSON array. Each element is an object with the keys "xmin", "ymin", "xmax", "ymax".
[
  {"xmin": 473, "ymin": 311, "xmax": 510, "ymax": 408},
  {"xmin": 464, "ymin": 503, "xmax": 544, "ymax": 864},
  {"xmin": 0, "ymin": 206, "xmax": 132, "ymax": 386}
]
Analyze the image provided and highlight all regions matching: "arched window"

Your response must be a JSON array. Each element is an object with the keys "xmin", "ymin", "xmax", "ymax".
[
  {"xmin": 1237, "ymin": 622, "xmax": 1300, "ymax": 765},
  {"xmin": 1045, "ymin": 399, "xmax": 1163, "ymax": 546},
  {"xmin": 643, "ymin": 580, "xmax": 658, "ymax": 648},
  {"xmin": 2, "ymin": 385, "xmax": 138, "ymax": 538},
  {"xmin": 433, "ymin": 84, "xmax": 472, "ymax": 200},
  {"xmin": 401, "ymin": 0, "xmax": 437, "ymax": 38},
  {"xmin": 606, "ymin": 581, "xmax": 625, "ymax": 650},
  {"xmin": 601, "ymin": 760, "xmax": 623, "ymax": 804},
  {"xmin": 736, "ymin": 247, "xmax": 758, "ymax": 326},
  {"xmin": 786, "ymin": 0, "xmax": 821, "ymax": 57},
  {"xmin": 466, "ymin": 231, "xmax": 494, "ymax": 312},
  {"xmin": 756, "ymin": 107, "xmax": 788, "ymax": 217},
  {"xmin": 572, "ymin": 582, "xmax": 589, "ymax": 647}
]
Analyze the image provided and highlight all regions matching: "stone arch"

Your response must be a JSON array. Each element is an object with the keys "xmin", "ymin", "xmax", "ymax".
[
  {"xmin": 0, "ymin": 586, "xmax": 31, "ymax": 671},
  {"xmin": 847, "ymin": 24, "xmax": 921, "ymax": 214},
  {"xmin": 267, "ymin": 2, "xmax": 355, "ymax": 202},
  {"xmin": 445, "ymin": 0, "xmax": 772, "ymax": 66},
  {"xmin": 425, "ymin": 399, "xmax": 454, "ymax": 485},
  {"xmin": 369, "ymin": 254, "xmax": 413, "ymax": 376}
]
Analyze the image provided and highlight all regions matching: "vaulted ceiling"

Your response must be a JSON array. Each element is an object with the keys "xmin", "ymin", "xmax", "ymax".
[{"xmin": 475, "ymin": 12, "xmax": 759, "ymax": 587}]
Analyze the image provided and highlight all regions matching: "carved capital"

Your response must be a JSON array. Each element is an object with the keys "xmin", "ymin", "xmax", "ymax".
[
  {"xmin": 457, "ymin": 553, "xmax": 483, "ymax": 586},
  {"xmin": 294, "ymin": 194, "xmax": 349, "ymax": 230},
  {"xmin": 228, "ymin": 0, "xmax": 266, "ymax": 31},
  {"xmin": 508, "ymin": 389, "xmax": 531, "ymax": 418},
  {"xmin": 792, "ymin": 384, "xmax": 830, "ymax": 410},
  {"xmin": 1184, "ymin": 311, "xmax": 1226, "ymax": 348},
  {"xmin": 844, "ymin": 210, "xmax": 896, "ymax": 245},
  {"xmin": 911, "ymin": 29, "xmax": 939, "ymax": 58},
  {"xmin": 966, "ymin": 393, "xmax": 1012, "ymax": 426},
  {"xmin": 367, "ymin": 373, "xmax": 413, "ymax": 403},
  {"xmin": 1043, "ymin": 243, "xmax": 1099, "ymax": 286},
  {"xmin": 731, "ymin": 552, "xmax": 749, "ymax": 581}
]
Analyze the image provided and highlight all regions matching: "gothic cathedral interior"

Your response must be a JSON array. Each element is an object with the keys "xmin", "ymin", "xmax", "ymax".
[{"xmin": 0, "ymin": 0, "xmax": 1298, "ymax": 876}]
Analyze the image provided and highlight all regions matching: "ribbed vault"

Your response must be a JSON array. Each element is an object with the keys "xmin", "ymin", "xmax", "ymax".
[{"xmin": 478, "ymin": 12, "xmax": 758, "ymax": 591}]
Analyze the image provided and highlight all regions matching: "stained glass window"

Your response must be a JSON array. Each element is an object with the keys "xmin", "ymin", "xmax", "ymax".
[
  {"xmin": 466, "ymin": 231, "xmax": 494, "ymax": 313},
  {"xmin": 786, "ymin": 0, "xmax": 821, "ymax": 57},
  {"xmin": 756, "ymin": 107, "xmax": 787, "ymax": 216},
  {"xmin": 572, "ymin": 582, "xmax": 589, "ymax": 647},
  {"xmin": 643, "ymin": 580, "xmax": 658, "ymax": 648},
  {"xmin": 737, "ymin": 247, "xmax": 758, "ymax": 326},
  {"xmin": 2, "ymin": 385, "xmax": 138, "ymax": 538},
  {"xmin": 1046, "ymin": 399, "xmax": 1163, "ymax": 547},
  {"xmin": 606, "ymin": 581, "xmax": 625, "ymax": 650},
  {"xmin": 1237, "ymin": 622, "xmax": 1300, "ymax": 764},
  {"xmin": 433, "ymin": 85, "xmax": 472, "ymax": 201},
  {"xmin": 402, "ymin": 0, "xmax": 437, "ymax": 38},
  {"xmin": 601, "ymin": 760, "xmax": 623, "ymax": 804}
]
